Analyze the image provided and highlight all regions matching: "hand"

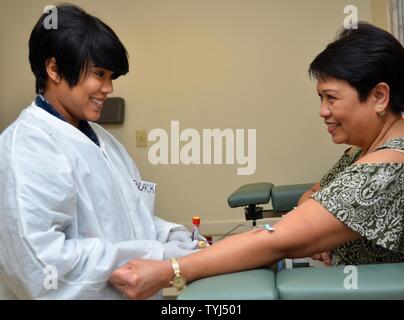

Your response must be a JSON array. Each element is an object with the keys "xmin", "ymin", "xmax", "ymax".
[
  {"xmin": 168, "ymin": 229, "xmax": 193, "ymax": 243},
  {"xmin": 310, "ymin": 251, "xmax": 332, "ymax": 266},
  {"xmin": 109, "ymin": 259, "xmax": 172, "ymax": 300},
  {"xmin": 163, "ymin": 240, "xmax": 199, "ymax": 259}
]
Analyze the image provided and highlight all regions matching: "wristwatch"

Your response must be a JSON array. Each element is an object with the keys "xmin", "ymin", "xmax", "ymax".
[{"xmin": 170, "ymin": 258, "xmax": 186, "ymax": 291}]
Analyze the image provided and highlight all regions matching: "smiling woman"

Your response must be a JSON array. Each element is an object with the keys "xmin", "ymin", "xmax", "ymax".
[
  {"xmin": 0, "ymin": 4, "xmax": 199, "ymax": 300},
  {"xmin": 28, "ymin": 4, "xmax": 128, "ymax": 128},
  {"xmin": 309, "ymin": 22, "xmax": 404, "ymax": 155}
]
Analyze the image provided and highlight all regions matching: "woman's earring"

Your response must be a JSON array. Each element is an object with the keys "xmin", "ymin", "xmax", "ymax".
[{"xmin": 377, "ymin": 105, "xmax": 386, "ymax": 116}]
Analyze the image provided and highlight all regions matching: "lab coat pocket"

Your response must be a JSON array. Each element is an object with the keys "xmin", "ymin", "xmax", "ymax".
[{"xmin": 132, "ymin": 179, "xmax": 157, "ymax": 214}]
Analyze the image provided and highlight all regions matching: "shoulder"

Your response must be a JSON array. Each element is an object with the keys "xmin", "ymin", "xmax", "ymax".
[
  {"xmin": 355, "ymin": 149, "xmax": 404, "ymax": 165},
  {"xmin": 0, "ymin": 109, "xmax": 72, "ymax": 170},
  {"xmin": 1, "ymin": 112, "xmax": 53, "ymax": 149},
  {"xmin": 0, "ymin": 120, "xmax": 73, "ymax": 180},
  {"xmin": 355, "ymin": 136, "xmax": 404, "ymax": 165}
]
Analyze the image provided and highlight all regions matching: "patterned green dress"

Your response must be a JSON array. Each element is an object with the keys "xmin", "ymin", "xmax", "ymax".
[{"xmin": 311, "ymin": 137, "xmax": 404, "ymax": 266}]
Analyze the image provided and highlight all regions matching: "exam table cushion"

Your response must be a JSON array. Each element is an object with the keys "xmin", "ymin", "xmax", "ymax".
[
  {"xmin": 177, "ymin": 268, "xmax": 278, "ymax": 300},
  {"xmin": 276, "ymin": 262, "xmax": 404, "ymax": 299}
]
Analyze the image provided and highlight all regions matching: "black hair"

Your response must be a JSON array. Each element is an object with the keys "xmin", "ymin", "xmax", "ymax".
[
  {"xmin": 309, "ymin": 22, "xmax": 404, "ymax": 114},
  {"xmin": 29, "ymin": 3, "xmax": 129, "ymax": 94}
]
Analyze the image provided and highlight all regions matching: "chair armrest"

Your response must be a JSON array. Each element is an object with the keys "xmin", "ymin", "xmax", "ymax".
[
  {"xmin": 271, "ymin": 183, "xmax": 314, "ymax": 212},
  {"xmin": 177, "ymin": 268, "xmax": 278, "ymax": 300},
  {"xmin": 227, "ymin": 182, "xmax": 274, "ymax": 208},
  {"xmin": 276, "ymin": 262, "xmax": 404, "ymax": 299}
]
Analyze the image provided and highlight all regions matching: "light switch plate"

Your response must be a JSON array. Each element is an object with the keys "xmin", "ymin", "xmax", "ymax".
[{"xmin": 136, "ymin": 130, "xmax": 147, "ymax": 148}]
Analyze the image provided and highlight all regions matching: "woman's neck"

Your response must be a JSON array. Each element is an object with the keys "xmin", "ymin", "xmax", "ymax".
[
  {"xmin": 359, "ymin": 113, "xmax": 403, "ymax": 157},
  {"xmin": 42, "ymin": 91, "xmax": 80, "ymax": 128}
]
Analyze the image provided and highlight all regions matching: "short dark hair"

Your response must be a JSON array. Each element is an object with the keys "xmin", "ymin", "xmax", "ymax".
[
  {"xmin": 29, "ymin": 3, "xmax": 129, "ymax": 94},
  {"xmin": 309, "ymin": 22, "xmax": 404, "ymax": 114}
]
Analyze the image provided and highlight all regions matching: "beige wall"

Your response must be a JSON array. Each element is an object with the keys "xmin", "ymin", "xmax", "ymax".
[
  {"xmin": 1, "ymin": 0, "xmax": 377, "ymax": 231},
  {"xmin": 372, "ymin": 0, "xmax": 390, "ymax": 30}
]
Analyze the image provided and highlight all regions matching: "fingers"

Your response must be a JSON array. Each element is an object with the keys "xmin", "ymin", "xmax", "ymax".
[
  {"xmin": 109, "ymin": 269, "xmax": 129, "ymax": 299},
  {"xmin": 320, "ymin": 252, "xmax": 332, "ymax": 266},
  {"xmin": 110, "ymin": 259, "xmax": 175, "ymax": 300},
  {"xmin": 110, "ymin": 266, "xmax": 133, "ymax": 289},
  {"xmin": 311, "ymin": 252, "xmax": 332, "ymax": 266},
  {"xmin": 110, "ymin": 266, "xmax": 130, "ymax": 286},
  {"xmin": 109, "ymin": 267, "xmax": 142, "ymax": 300},
  {"xmin": 311, "ymin": 253, "xmax": 321, "ymax": 261}
]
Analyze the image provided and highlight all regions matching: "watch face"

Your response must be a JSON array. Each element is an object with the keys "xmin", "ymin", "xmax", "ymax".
[{"xmin": 172, "ymin": 275, "xmax": 186, "ymax": 289}]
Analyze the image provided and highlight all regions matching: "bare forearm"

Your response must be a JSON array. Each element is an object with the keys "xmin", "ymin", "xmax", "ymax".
[
  {"xmin": 177, "ymin": 229, "xmax": 284, "ymax": 283},
  {"xmin": 109, "ymin": 232, "xmax": 284, "ymax": 299},
  {"xmin": 176, "ymin": 200, "xmax": 359, "ymax": 285}
]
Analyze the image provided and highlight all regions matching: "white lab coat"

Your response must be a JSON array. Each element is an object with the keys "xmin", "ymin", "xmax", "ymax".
[{"xmin": 0, "ymin": 101, "xmax": 195, "ymax": 299}]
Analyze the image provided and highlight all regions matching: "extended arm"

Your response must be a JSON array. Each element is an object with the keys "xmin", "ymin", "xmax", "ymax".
[
  {"xmin": 110, "ymin": 199, "xmax": 360, "ymax": 299},
  {"xmin": 110, "ymin": 148, "xmax": 404, "ymax": 299}
]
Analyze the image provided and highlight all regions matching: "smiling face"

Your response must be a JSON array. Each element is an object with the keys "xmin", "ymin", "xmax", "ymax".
[
  {"xmin": 317, "ymin": 78, "xmax": 382, "ymax": 147},
  {"xmin": 43, "ymin": 61, "xmax": 114, "ymax": 127}
]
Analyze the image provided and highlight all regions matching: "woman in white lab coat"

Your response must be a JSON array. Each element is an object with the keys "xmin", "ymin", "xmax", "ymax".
[{"xmin": 0, "ymin": 4, "xmax": 197, "ymax": 299}]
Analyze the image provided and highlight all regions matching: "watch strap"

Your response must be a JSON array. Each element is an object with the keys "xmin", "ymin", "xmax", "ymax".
[{"xmin": 171, "ymin": 257, "xmax": 180, "ymax": 275}]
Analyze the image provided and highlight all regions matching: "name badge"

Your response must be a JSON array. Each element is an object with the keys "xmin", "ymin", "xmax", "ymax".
[{"xmin": 133, "ymin": 179, "xmax": 157, "ymax": 213}]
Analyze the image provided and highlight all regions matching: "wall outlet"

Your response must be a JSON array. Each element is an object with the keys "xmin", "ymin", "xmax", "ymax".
[{"xmin": 136, "ymin": 130, "xmax": 147, "ymax": 148}]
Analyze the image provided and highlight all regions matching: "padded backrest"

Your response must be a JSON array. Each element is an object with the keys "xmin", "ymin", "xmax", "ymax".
[{"xmin": 271, "ymin": 183, "xmax": 314, "ymax": 212}]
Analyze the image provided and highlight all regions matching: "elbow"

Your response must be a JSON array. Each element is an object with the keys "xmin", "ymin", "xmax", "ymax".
[{"xmin": 276, "ymin": 239, "xmax": 320, "ymax": 260}]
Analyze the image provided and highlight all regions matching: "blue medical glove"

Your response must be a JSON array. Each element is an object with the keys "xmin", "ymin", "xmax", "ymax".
[{"xmin": 163, "ymin": 240, "xmax": 199, "ymax": 259}]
